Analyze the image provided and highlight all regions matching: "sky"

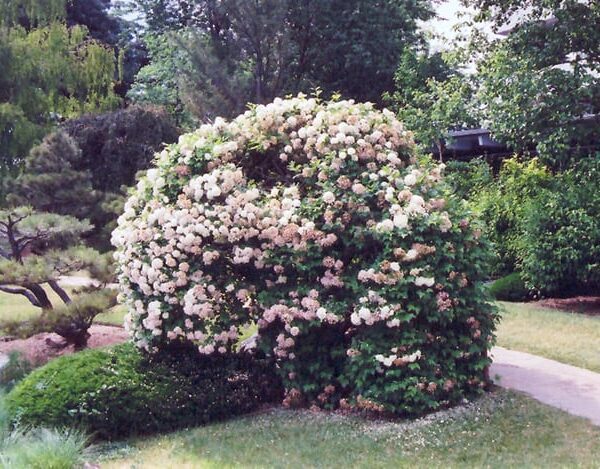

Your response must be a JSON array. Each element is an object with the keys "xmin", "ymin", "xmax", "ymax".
[{"xmin": 421, "ymin": 0, "xmax": 479, "ymax": 52}]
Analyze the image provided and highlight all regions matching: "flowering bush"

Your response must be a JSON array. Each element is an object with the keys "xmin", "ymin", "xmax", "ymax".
[{"xmin": 113, "ymin": 96, "xmax": 497, "ymax": 414}]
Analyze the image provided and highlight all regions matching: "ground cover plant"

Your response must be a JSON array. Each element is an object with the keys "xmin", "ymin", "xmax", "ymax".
[{"xmin": 113, "ymin": 96, "xmax": 498, "ymax": 415}]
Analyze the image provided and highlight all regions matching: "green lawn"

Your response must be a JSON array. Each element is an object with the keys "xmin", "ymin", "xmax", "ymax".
[
  {"xmin": 496, "ymin": 301, "xmax": 600, "ymax": 372},
  {"xmin": 95, "ymin": 389, "xmax": 600, "ymax": 468}
]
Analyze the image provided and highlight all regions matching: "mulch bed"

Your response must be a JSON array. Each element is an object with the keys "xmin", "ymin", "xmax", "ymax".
[
  {"xmin": 533, "ymin": 296, "xmax": 600, "ymax": 316},
  {"xmin": 0, "ymin": 325, "xmax": 129, "ymax": 367}
]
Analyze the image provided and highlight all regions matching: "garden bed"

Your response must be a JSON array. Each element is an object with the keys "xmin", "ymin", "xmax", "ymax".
[
  {"xmin": 0, "ymin": 325, "xmax": 128, "ymax": 366},
  {"xmin": 534, "ymin": 296, "xmax": 600, "ymax": 316}
]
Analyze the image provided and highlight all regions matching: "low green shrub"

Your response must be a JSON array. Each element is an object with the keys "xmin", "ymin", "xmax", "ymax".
[
  {"xmin": 445, "ymin": 158, "xmax": 493, "ymax": 201},
  {"xmin": 468, "ymin": 157, "xmax": 554, "ymax": 276},
  {"xmin": 6, "ymin": 343, "xmax": 282, "ymax": 440},
  {"xmin": 488, "ymin": 273, "xmax": 530, "ymax": 301}
]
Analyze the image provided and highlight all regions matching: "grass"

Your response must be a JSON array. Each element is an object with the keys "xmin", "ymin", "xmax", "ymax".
[
  {"xmin": 96, "ymin": 304, "xmax": 128, "ymax": 326},
  {"xmin": 95, "ymin": 389, "xmax": 600, "ymax": 468},
  {"xmin": 0, "ymin": 288, "xmax": 65, "ymax": 323},
  {"xmin": 0, "ymin": 428, "xmax": 88, "ymax": 469},
  {"xmin": 496, "ymin": 301, "xmax": 600, "ymax": 372},
  {"xmin": 0, "ymin": 393, "xmax": 88, "ymax": 469}
]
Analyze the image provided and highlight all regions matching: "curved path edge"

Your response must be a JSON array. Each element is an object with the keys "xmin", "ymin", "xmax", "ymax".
[{"xmin": 490, "ymin": 346, "xmax": 600, "ymax": 426}]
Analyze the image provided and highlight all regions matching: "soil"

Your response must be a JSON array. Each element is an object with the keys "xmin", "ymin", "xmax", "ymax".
[
  {"xmin": 0, "ymin": 325, "xmax": 129, "ymax": 367},
  {"xmin": 534, "ymin": 296, "xmax": 600, "ymax": 316}
]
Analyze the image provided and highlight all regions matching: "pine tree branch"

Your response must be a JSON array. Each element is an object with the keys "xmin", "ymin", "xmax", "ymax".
[
  {"xmin": 48, "ymin": 279, "xmax": 72, "ymax": 304},
  {"xmin": 0, "ymin": 285, "xmax": 42, "ymax": 307}
]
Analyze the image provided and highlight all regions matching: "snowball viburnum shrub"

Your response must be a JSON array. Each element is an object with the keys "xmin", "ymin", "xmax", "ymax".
[{"xmin": 113, "ymin": 96, "xmax": 497, "ymax": 414}]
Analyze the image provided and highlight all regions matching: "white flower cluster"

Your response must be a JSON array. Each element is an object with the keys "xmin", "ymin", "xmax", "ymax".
[{"xmin": 375, "ymin": 350, "xmax": 422, "ymax": 367}]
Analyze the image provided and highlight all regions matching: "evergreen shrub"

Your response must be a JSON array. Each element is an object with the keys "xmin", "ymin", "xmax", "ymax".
[{"xmin": 7, "ymin": 343, "xmax": 280, "ymax": 439}]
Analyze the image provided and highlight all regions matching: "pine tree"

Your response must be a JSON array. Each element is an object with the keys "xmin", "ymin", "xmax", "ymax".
[
  {"xmin": 0, "ymin": 207, "xmax": 115, "ymax": 349},
  {"xmin": 9, "ymin": 132, "xmax": 99, "ymax": 219}
]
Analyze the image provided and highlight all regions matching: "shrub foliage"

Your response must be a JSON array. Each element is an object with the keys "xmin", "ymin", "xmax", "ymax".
[
  {"xmin": 488, "ymin": 273, "xmax": 530, "ymax": 302},
  {"xmin": 113, "ymin": 96, "xmax": 497, "ymax": 414},
  {"xmin": 6, "ymin": 344, "xmax": 280, "ymax": 439},
  {"xmin": 461, "ymin": 156, "xmax": 600, "ymax": 296}
]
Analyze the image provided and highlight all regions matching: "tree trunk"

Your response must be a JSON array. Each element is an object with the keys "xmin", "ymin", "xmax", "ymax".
[{"xmin": 24, "ymin": 283, "xmax": 53, "ymax": 310}]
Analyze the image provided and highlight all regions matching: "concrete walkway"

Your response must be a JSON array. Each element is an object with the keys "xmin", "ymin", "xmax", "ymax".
[{"xmin": 490, "ymin": 346, "xmax": 600, "ymax": 426}]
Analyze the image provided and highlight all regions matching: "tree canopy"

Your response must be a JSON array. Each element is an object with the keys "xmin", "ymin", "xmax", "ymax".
[
  {"xmin": 126, "ymin": 0, "xmax": 434, "ymax": 120},
  {"xmin": 0, "ymin": 7, "xmax": 120, "ymax": 182},
  {"xmin": 469, "ymin": 0, "xmax": 600, "ymax": 167}
]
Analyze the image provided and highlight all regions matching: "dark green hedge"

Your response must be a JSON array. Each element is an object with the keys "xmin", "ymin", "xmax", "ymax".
[
  {"xmin": 488, "ymin": 273, "xmax": 530, "ymax": 301},
  {"xmin": 6, "ymin": 343, "xmax": 281, "ymax": 440}
]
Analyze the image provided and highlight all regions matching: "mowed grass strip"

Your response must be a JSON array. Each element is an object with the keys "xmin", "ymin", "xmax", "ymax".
[
  {"xmin": 496, "ymin": 301, "xmax": 600, "ymax": 372},
  {"xmin": 97, "ymin": 389, "xmax": 600, "ymax": 468}
]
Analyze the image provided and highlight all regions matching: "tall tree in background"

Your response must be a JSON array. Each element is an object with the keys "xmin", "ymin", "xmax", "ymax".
[
  {"xmin": 6, "ymin": 106, "xmax": 179, "ymax": 250},
  {"xmin": 67, "ymin": 0, "xmax": 149, "ymax": 97},
  {"xmin": 297, "ymin": 0, "xmax": 433, "ymax": 104},
  {"xmin": 60, "ymin": 105, "xmax": 180, "ymax": 249},
  {"xmin": 127, "ymin": 33, "xmax": 199, "ymax": 128},
  {"xmin": 8, "ymin": 132, "xmax": 99, "ymax": 219},
  {"xmin": 467, "ymin": 0, "xmax": 600, "ymax": 168},
  {"xmin": 67, "ymin": 0, "xmax": 121, "ymax": 45},
  {"xmin": 126, "ymin": 0, "xmax": 434, "ymax": 120},
  {"xmin": 385, "ymin": 49, "xmax": 477, "ymax": 160},
  {"xmin": 0, "ymin": 3, "xmax": 121, "ymax": 188}
]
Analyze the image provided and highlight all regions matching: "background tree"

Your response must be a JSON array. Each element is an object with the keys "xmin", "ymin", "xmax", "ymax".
[
  {"xmin": 0, "ymin": 207, "xmax": 116, "ymax": 348},
  {"xmin": 125, "ymin": 0, "xmax": 434, "ymax": 120},
  {"xmin": 60, "ymin": 105, "xmax": 180, "ymax": 249},
  {"xmin": 386, "ymin": 50, "xmax": 478, "ymax": 160},
  {"xmin": 466, "ymin": 0, "xmax": 600, "ymax": 168},
  {"xmin": 66, "ymin": 0, "xmax": 121, "ymax": 46},
  {"xmin": 6, "ymin": 106, "xmax": 179, "ymax": 250},
  {"xmin": 0, "ymin": 21, "xmax": 120, "ymax": 185},
  {"xmin": 61, "ymin": 105, "xmax": 180, "ymax": 196},
  {"xmin": 297, "ymin": 0, "xmax": 434, "ymax": 104},
  {"xmin": 8, "ymin": 132, "xmax": 99, "ymax": 219},
  {"xmin": 66, "ymin": 0, "xmax": 149, "ymax": 97},
  {"xmin": 0, "ymin": 0, "xmax": 68, "ymax": 28},
  {"xmin": 127, "ymin": 33, "xmax": 197, "ymax": 128}
]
